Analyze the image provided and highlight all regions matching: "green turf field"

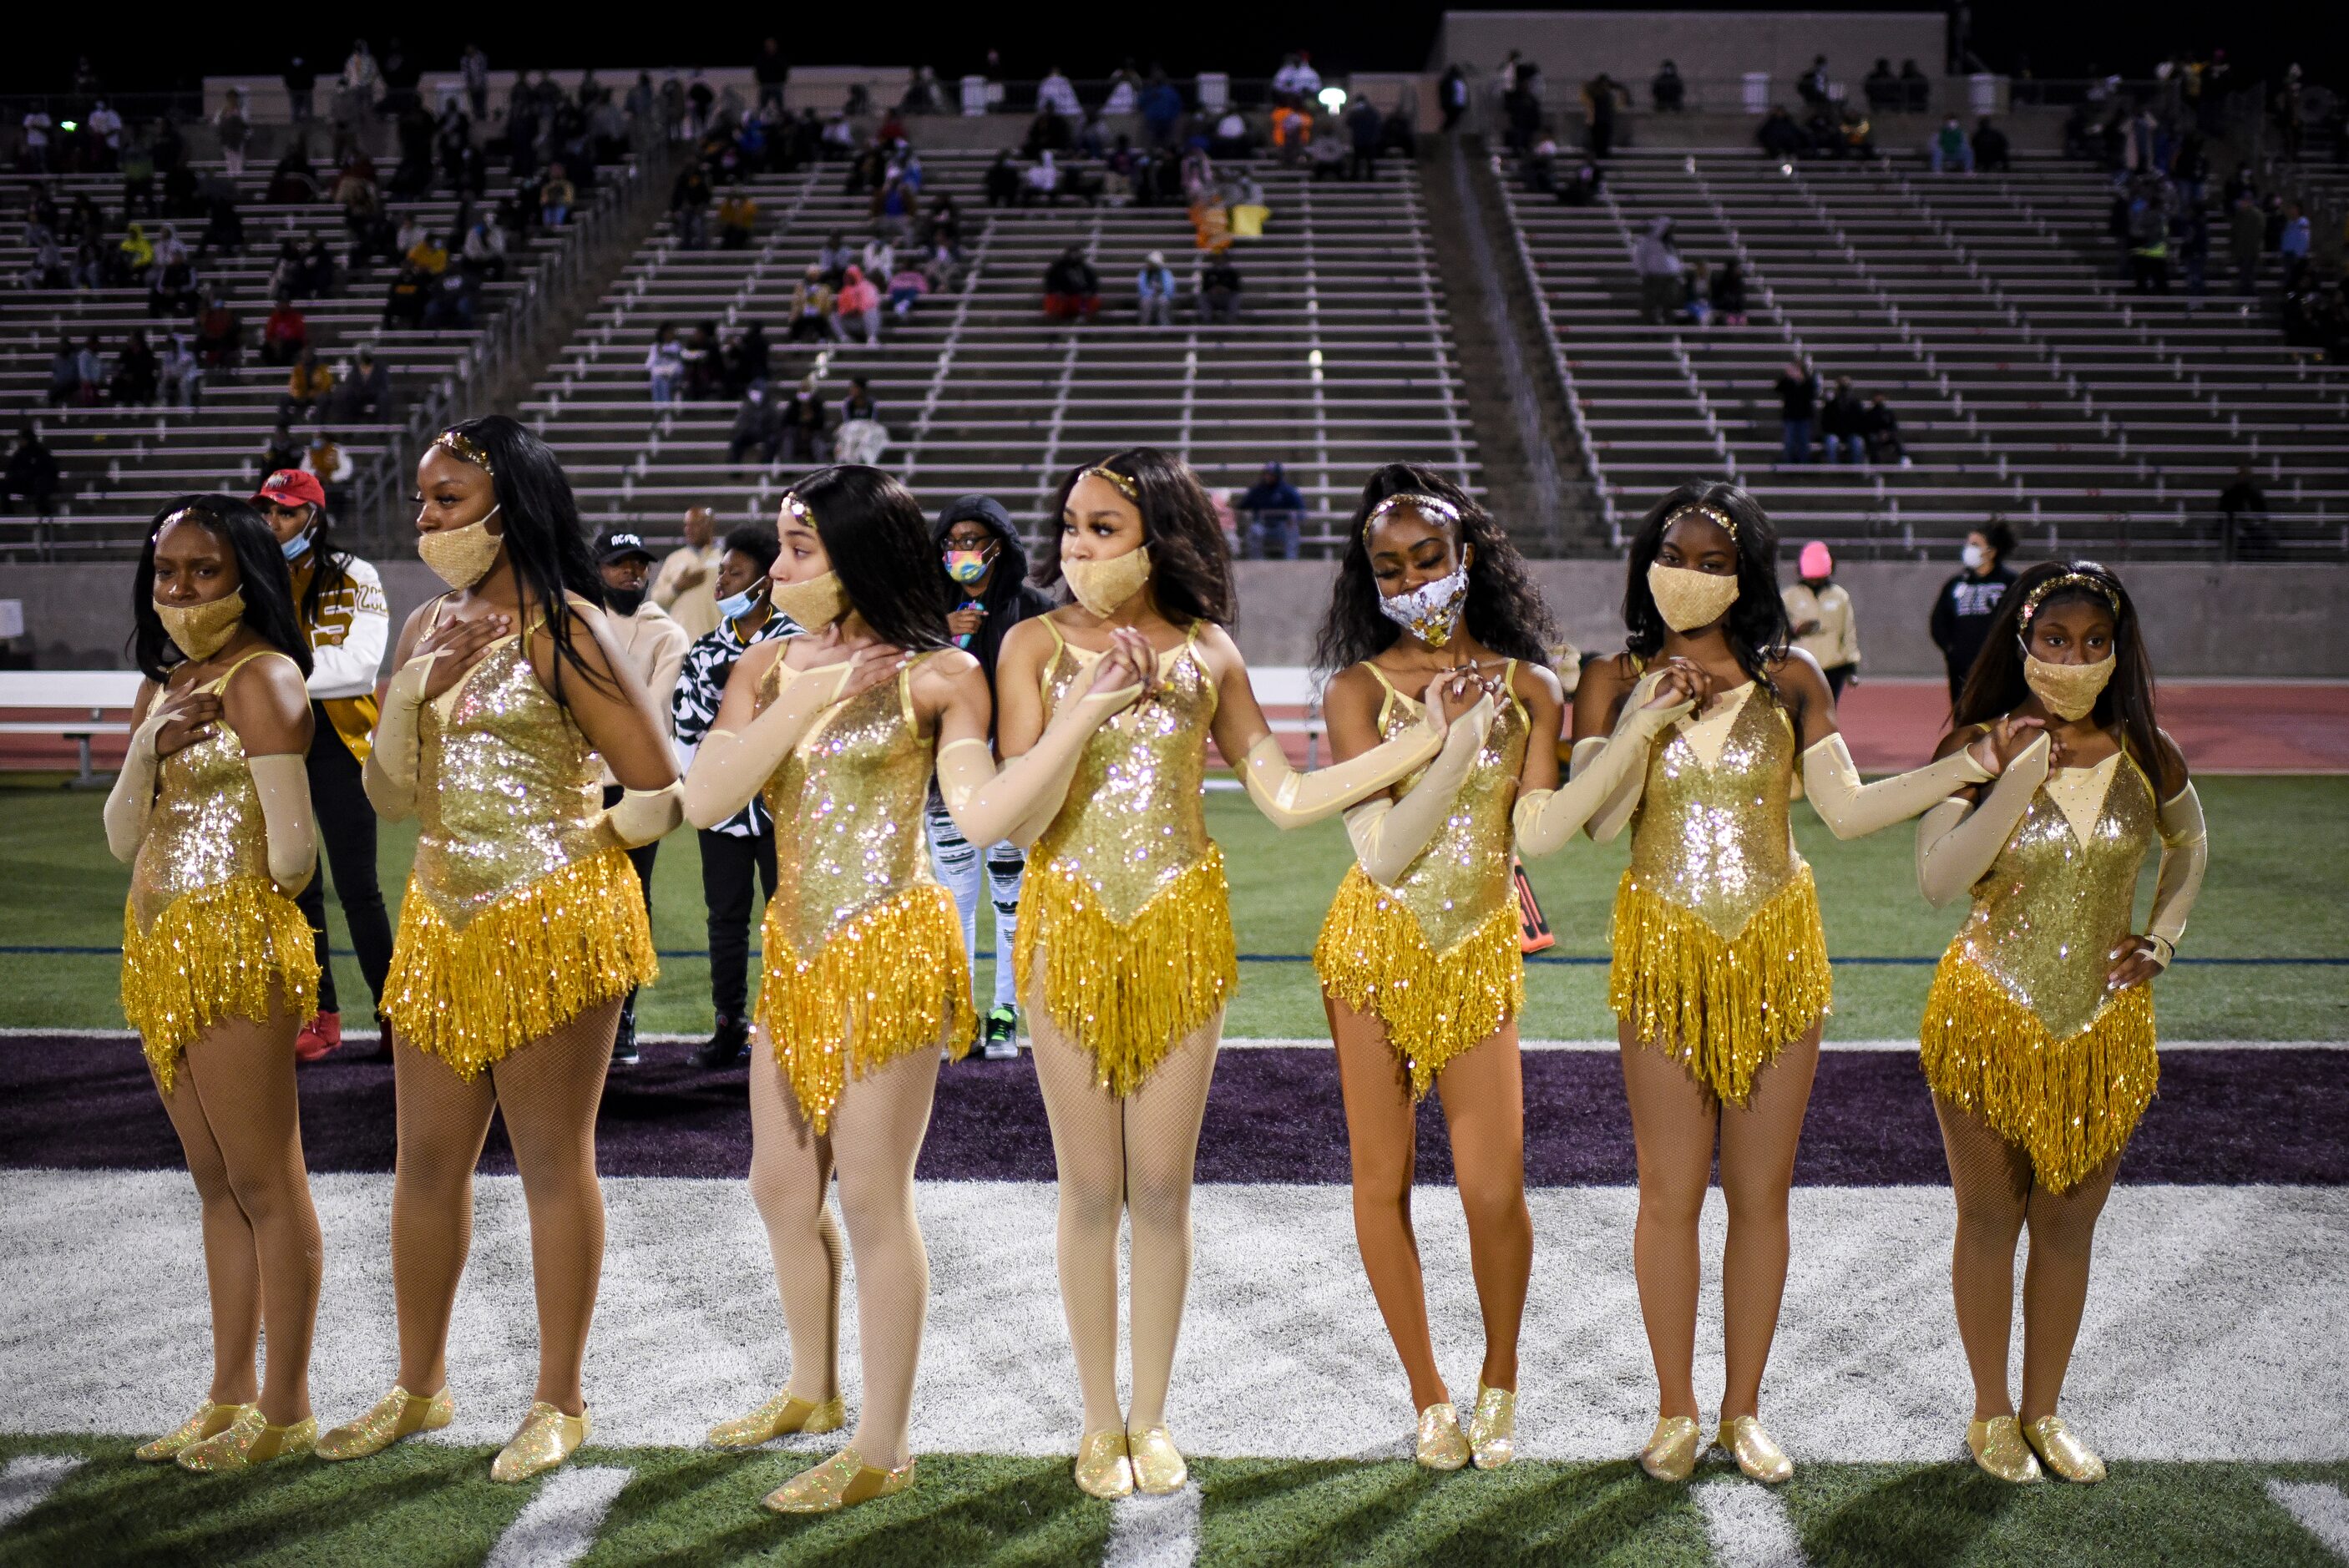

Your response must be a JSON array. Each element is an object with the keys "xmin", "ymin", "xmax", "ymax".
[{"xmin": 3, "ymin": 776, "xmax": 2343, "ymax": 1040}]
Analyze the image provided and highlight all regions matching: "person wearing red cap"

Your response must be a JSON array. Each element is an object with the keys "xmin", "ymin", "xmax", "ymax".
[
  {"xmin": 1782, "ymin": 540, "xmax": 1860, "ymax": 699},
  {"xmin": 254, "ymin": 468, "xmax": 392, "ymax": 1060}
]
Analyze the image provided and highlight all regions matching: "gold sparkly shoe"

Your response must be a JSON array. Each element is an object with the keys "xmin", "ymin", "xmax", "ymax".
[
  {"xmin": 316, "ymin": 1385, "xmax": 454, "ymax": 1461},
  {"xmin": 176, "ymin": 1409, "xmax": 316, "ymax": 1472},
  {"xmin": 1126, "ymin": 1425, "xmax": 1187, "ymax": 1495},
  {"xmin": 490, "ymin": 1402, "xmax": 591, "ymax": 1484},
  {"xmin": 706, "ymin": 1391, "xmax": 848, "ymax": 1449},
  {"xmin": 1073, "ymin": 1429, "xmax": 1134, "ymax": 1498},
  {"xmin": 1716, "ymin": 1415, "xmax": 1794, "ymax": 1484},
  {"xmin": 1639, "ymin": 1415, "xmax": 1702, "ymax": 1481},
  {"xmin": 1966, "ymin": 1416, "xmax": 2044, "ymax": 1483},
  {"xmin": 1415, "ymin": 1403, "xmax": 1471, "ymax": 1471},
  {"xmin": 2023, "ymin": 1416, "xmax": 2107, "ymax": 1485},
  {"xmin": 762, "ymin": 1447, "xmax": 915, "ymax": 1513},
  {"xmin": 136, "ymin": 1402, "xmax": 250, "ymax": 1462},
  {"xmin": 1467, "ymin": 1383, "xmax": 1516, "ymax": 1469}
]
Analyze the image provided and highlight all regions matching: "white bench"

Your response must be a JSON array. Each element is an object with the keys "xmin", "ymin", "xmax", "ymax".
[{"xmin": 0, "ymin": 670, "xmax": 144, "ymax": 785}]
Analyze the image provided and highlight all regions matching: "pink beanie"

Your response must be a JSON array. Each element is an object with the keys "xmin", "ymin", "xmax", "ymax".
[{"xmin": 1799, "ymin": 540, "xmax": 1833, "ymax": 579}]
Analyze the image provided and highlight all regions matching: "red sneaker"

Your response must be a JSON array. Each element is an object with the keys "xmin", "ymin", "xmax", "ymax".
[{"xmin": 296, "ymin": 1010, "xmax": 343, "ymax": 1063}]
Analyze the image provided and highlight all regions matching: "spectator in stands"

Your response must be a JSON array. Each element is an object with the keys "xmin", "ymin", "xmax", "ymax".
[
  {"xmin": 1898, "ymin": 59, "xmax": 1930, "ymax": 113},
  {"xmin": 2127, "ymin": 188, "xmax": 2171, "ymax": 293},
  {"xmin": 160, "ymin": 334, "xmax": 202, "ymax": 409},
  {"xmin": 1820, "ymin": 376, "xmax": 1867, "ymax": 463},
  {"xmin": 1135, "ymin": 250, "xmax": 1178, "ymax": 326},
  {"xmin": 681, "ymin": 322, "xmax": 722, "ymax": 400},
  {"xmin": 1865, "ymin": 58, "xmax": 1900, "ymax": 114},
  {"xmin": 1783, "ymin": 541, "xmax": 1860, "ymax": 697},
  {"xmin": 1582, "ymin": 73, "xmax": 1622, "ymax": 158},
  {"xmin": 286, "ymin": 55, "xmax": 317, "ymax": 122},
  {"xmin": 836, "ymin": 264, "xmax": 881, "ymax": 341},
  {"xmin": 215, "ymin": 90, "xmax": 252, "ymax": 176},
  {"xmin": 332, "ymin": 349, "xmax": 391, "ymax": 422},
  {"xmin": 1199, "ymin": 252, "xmax": 1243, "ymax": 322},
  {"xmin": 1774, "ymin": 359, "xmax": 1819, "ymax": 464},
  {"xmin": 1928, "ymin": 521, "xmax": 2018, "ymax": 702},
  {"xmin": 671, "ymin": 521, "xmax": 798, "ymax": 1066},
  {"xmin": 726, "ymin": 384, "xmax": 782, "ymax": 470},
  {"xmin": 1238, "ymin": 460, "xmax": 1308, "ymax": 560},
  {"xmin": 861, "ymin": 230, "xmax": 896, "ymax": 283},
  {"xmin": 461, "ymin": 214, "xmax": 507, "ymax": 281},
  {"xmin": 2278, "ymin": 201, "xmax": 2311, "ymax": 291},
  {"xmin": 261, "ymin": 296, "xmax": 308, "ymax": 367},
  {"xmin": 1557, "ymin": 154, "xmax": 1604, "ymax": 205},
  {"xmin": 2216, "ymin": 465, "xmax": 2272, "ymax": 551},
  {"xmin": 1653, "ymin": 59, "xmax": 1687, "ymax": 111},
  {"xmin": 146, "ymin": 242, "xmax": 200, "ymax": 319},
  {"xmin": 886, "ymin": 258, "xmax": 929, "ymax": 320},
  {"xmin": 985, "ymin": 150, "xmax": 1021, "ymax": 208},
  {"xmin": 1634, "ymin": 217, "xmax": 1683, "ymax": 323},
  {"xmin": 541, "ymin": 164, "xmax": 576, "ymax": 227},
  {"xmin": 1712, "ymin": 255, "xmax": 1748, "ymax": 323},
  {"xmin": 644, "ymin": 323, "xmax": 684, "ymax": 402},
  {"xmin": 1758, "ymin": 105, "xmax": 1806, "ymax": 159},
  {"xmin": 1680, "ymin": 259, "xmax": 1713, "ymax": 325},
  {"xmin": 671, "ymin": 161, "xmax": 712, "ymax": 248},
  {"xmin": 1863, "ymin": 395, "xmax": 1908, "ymax": 465},
  {"xmin": 1309, "ymin": 124, "xmax": 1347, "ymax": 181},
  {"xmin": 781, "ymin": 377, "xmax": 829, "ymax": 461},
  {"xmin": 283, "ymin": 347, "xmax": 335, "ymax": 419},
  {"xmin": 1931, "ymin": 115, "xmax": 1974, "ymax": 175},
  {"xmin": 106, "ymin": 330, "xmax": 159, "ymax": 406},
  {"xmin": 836, "ymin": 379, "xmax": 886, "ymax": 464},
  {"xmin": 1798, "ymin": 55, "xmax": 1830, "ymax": 108},
  {"xmin": 1043, "ymin": 245, "xmax": 1101, "ymax": 322},
  {"xmin": 303, "ymin": 430, "xmax": 354, "ymax": 495},
  {"xmin": 814, "ymin": 230, "xmax": 854, "ymax": 286},
  {"xmin": 1972, "ymin": 117, "xmax": 2012, "ymax": 173},
  {"xmin": 259, "ymin": 417, "xmax": 304, "ymax": 478},
  {"xmin": 1439, "ymin": 66, "xmax": 1470, "ymax": 131},
  {"xmin": 1348, "ymin": 97, "xmax": 1384, "ymax": 180},
  {"xmin": 787, "ymin": 266, "xmax": 839, "ymax": 342},
  {"xmin": 725, "ymin": 321, "xmax": 772, "ymax": 394},
  {"xmin": 717, "ymin": 183, "xmax": 757, "ymax": 249},
  {"xmin": 1141, "ymin": 71, "xmax": 1182, "ymax": 147},
  {"xmin": 119, "ymin": 221, "xmax": 155, "ymax": 278},
  {"xmin": 754, "ymin": 38, "xmax": 788, "ymax": 113},
  {"xmin": 3, "ymin": 425, "xmax": 59, "ymax": 519},
  {"xmin": 2228, "ymin": 193, "xmax": 2265, "ymax": 296},
  {"xmin": 193, "ymin": 289, "xmax": 241, "ymax": 367}
]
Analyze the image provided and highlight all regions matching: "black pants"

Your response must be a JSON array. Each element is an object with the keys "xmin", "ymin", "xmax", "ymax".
[
  {"xmin": 604, "ymin": 786, "xmax": 661, "ymax": 1027},
  {"xmin": 1822, "ymin": 662, "xmax": 1855, "ymax": 699},
  {"xmin": 295, "ymin": 713, "xmax": 394, "ymax": 1017},
  {"xmin": 700, "ymin": 824, "xmax": 777, "ymax": 1023}
]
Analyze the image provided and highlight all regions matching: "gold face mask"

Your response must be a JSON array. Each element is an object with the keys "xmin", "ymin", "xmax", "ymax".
[
  {"xmin": 2023, "ymin": 650, "xmax": 2115, "ymax": 721},
  {"xmin": 767, "ymin": 569, "xmax": 851, "ymax": 630},
  {"xmin": 1646, "ymin": 561, "xmax": 1742, "ymax": 633},
  {"xmin": 154, "ymin": 589, "xmax": 246, "ymax": 660},
  {"xmin": 1063, "ymin": 544, "xmax": 1152, "ymax": 618},
  {"xmin": 417, "ymin": 505, "xmax": 504, "ymax": 589}
]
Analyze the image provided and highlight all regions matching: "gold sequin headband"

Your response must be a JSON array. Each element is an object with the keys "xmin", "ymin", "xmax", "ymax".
[
  {"xmin": 433, "ymin": 428, "xmax": 496, "ymax": 475},
  {"xmin": 2018, "ymin": 569, "xmax": 2121, "ymax": 625},
  {"xmin": 1663, "ymin": 502, "xmax": 1737, "ymax": 540},
  {"xmin": 152, "ymin": 503, "xmax": 217, "ymax": 539},
  {"xmin": 778, "ymin": 491, "xmax": 818, "ymax": 529},
  {"xmin": 1082, "ymin": 463, "xmax": 1138, "ymax": 502},
  {"xmin": 1362, "ymin": 491, "xmax": 1462, "ymax": 538}
]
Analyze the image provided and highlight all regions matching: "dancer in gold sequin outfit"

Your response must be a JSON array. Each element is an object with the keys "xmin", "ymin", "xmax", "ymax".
[
  {"xmin": 1572, "ymin": 483, "xmax": 2038, "ymax": 1485},
  {"xmin": 1916, "ymin": 562, "xmax": 2205, "ymax": 1486},
  {"xmin": 993, "ymin": 449, "xmax": 1450, "ymax": 1499},
  {"xmin": 317, "ymin": 418, "xmax": 682, "ymax": 1484},
  {"xmin": 108, "ymin": 497, "xmax": 326, "ymax": 1472}
]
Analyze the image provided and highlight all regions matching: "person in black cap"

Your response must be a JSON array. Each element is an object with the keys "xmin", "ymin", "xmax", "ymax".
[
  {"xmin": 927, "ymin": 494, "xmax": 1055, "ymax": 1058},
  {"xmin": 596, "ymin": 528, "xmax": 690, "ymax": 1064}
]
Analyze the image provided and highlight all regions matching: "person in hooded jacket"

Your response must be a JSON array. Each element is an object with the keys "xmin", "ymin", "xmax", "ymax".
[{"xmin": 925, "ymin": 495, "xmax": 1055, "ymax": 1058}]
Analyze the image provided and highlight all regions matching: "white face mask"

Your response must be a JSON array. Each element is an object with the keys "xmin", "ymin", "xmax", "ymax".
[
  {"xmin": 1376, "ymin": 564, "xmax": 1471, "ymax": 648},
  {"xmin": 1961, "ymin": 543, "xmax": 1986, "ymax": 570}
]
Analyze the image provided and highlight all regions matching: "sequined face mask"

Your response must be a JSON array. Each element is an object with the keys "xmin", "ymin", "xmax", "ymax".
[
  {"xmin": 417, "ymin": 504, "xmax": 504, "ymax": 589},
  {"xmin": 1377, "ymin": 564, "xmax": 1471, "ymax": 648},
  {"xmin": 2022, "ymin": 650, "xmax": 2115, "ymax": 721},
  {"xmin": 1647, "ymin": 561, "xmax": 1743, "ymax": 633},
  {"xmin": 154, "ymin": 588, "xmax": 246, "ymax": 660},
  {"xmin": 767, "ymin": 569, "xmax": 851, "ymax": 630},
  {"xmin": 1063, "ymin": 544, "xmax": 1152, "ymax": 618}
]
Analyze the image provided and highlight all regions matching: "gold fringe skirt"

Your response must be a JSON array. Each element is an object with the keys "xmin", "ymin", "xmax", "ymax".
[
  {"xmin": 1314, "ymin": 867, "xmax": 1523, "ymax": 1100},
  {"xmin": 757, "ymin": 883, "xmax": 975, "ymax": 1134},
  {"xmin": 1608, "ymin": 867, "xmax": 1832, "ymax": 1105},
  {"xmin": 1920, "ymin": 950, "xmax": 2158, "ymax": 1194},
  {"xmin": 1015, "ymin": 847, "xmax": 1237, "ymax": 1099},
  {"xmin": 121, "ymin": 877, "xmax": 321, "ymax": 1095},
  {"xmin": 383, "ymin": 849, "xmax": 657, "ymax": 1080}
]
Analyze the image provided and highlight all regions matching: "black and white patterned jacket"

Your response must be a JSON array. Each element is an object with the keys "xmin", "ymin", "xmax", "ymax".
[{"xmin": 670, "ymin": 610, "xmax": 799, "ymax": 837}]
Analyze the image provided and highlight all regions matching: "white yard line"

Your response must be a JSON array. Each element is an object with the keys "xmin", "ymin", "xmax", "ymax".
[
  {"xmin": 1106, "ymin": 1485, "xmax": 1202, "ymax": 1568},
  {"xmin": 0, "ymin": 1455, "xmax": 82, "ymax": 1530},
  {"xmin": 1695, "ymin": 1480, "xmax": 1810, "ymax": 1568},
  {"xmin": 2270, "ymin": 1480, "xmax": 2349, "ymax": 1560},
  {"xmin": 482, "ymin": 1465, "xmax": 634, "ymax": 1568}
]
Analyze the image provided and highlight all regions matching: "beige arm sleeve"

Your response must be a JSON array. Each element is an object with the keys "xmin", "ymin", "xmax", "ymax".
[
  {"xmin": 936, "ymin": 680, "xmax": 1142, "ymax": 850},
  {"xmin": 1240, "ymin": 710, "xmax": 1444, "ymax": 830},
  {"xmin": 602, "ymin": 782, "xmax": 685, "ymax": 848},
  {"xmin": 1516, "ymin": 690, "xmax": 1691, "ymax": 857},
  {"xmin": 1342, "ymin": 696, "xmax": 1495, "ymax": 883},
  {"xmin": 1802, "ymin": 731, "xmax": 1995, "ymax": 841},
  {"xmin": 2145, "ymin": 781, "xmax": 2207, "ymax": 968},
  {"xmin": 246, "ymin": 752, "xmax": 317, "ymax": 893},
  {"xmin": 679, "ymin": 661, "xmax": 853, "ymax": 830},
  {"xmin": 362, "ymin": 656, "xmax": 433, "ymax": 822},
  {"xmin": 102, "ymin": 715, "xmax": 166, "ymax": 864},
  {"xmin": 1914, "ymin": 735, "xmax": 2049, "ymax": 907}
]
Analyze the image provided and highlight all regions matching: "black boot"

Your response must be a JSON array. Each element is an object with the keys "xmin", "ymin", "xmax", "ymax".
[
  {"xmin": 695, "ymin": 1013, "xmax": 751, "ymax": 1068},
  {"xmin": 611, "ymin": 1004, "xmax": 640, "ymax": 1067}
]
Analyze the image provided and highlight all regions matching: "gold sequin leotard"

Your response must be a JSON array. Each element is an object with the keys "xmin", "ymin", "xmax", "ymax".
[
  {"xmin": 382, "ymin": 608, "xmax": 656, "ymax": 1077},
  {"xmin": 753, "ymin": 652, "xmax": 975, "ymax": 1130},
  {"xmin": 1608, "ymin": 679, "xmax": 1830, "ymax": 1103},
  {"xmin": 1921, "ymin": 746, "xmax": 2161, "ymax": 1191},
  {"xmin": 1014, "ymin": 619, "xmax": 1237, "ymax": 1096},
  {"xmin": 120, "ymin": 650, "xmax": 321, "ymax": 1092},
  {"xmin": 1314, "ymin": 661, "xmax": 1530, "ymax": 1098}
]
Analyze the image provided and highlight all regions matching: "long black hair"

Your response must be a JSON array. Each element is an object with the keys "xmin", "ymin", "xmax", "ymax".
[
  {"xmin": 1314, "ymin": 462, "xmax": 1555, "ymax": 671},
  {"xmin": 791, "ymin": 463, "xmax": 953, "ymax": 651},
  {"xmin": 1623, "ymin": 480, "xmax": 1789, "ymax": 688},
  {"xmin": 1035, "ymin": 446, "xmax": 1236, "ymax": 626},
  {"xmin": 131, "ymin": 494, "xmax": 314, "ymax": 682},
  {"xmin": 1955, "ymin": 558, "xmax": 2164, "ymax": 779},
  {"xmin": 438, "ymin": 414, "xmax": 610, "ymax": 700},
  {"xmin": 290, "ymin": 501, "xmax": 352, "ymax": 632}
]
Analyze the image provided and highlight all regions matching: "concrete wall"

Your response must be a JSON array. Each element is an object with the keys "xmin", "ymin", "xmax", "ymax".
[
  {"xmin": 15, "ymin": 559, "xmax": 2346, "ymax": 680},
  {"xmin": 1433, "ymin": 9, "xmax": 1947, "ymax": 100}
]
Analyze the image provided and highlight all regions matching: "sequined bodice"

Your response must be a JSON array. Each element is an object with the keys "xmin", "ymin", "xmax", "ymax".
[
  {"xmin": 1626, "ymin": 681, "xmax": 1801, "ymax": 939},
  {"xmin": 129, "ymin": 654, "xmax": 291, "ymax": 933},
  {"xmin": 1031, "ymin": 625, "xmax": 1218, "ymax": 924},
  {"xmin": 1369, "ymin": 664, "xmax": 1528, "ymax": 953},
  {"xmin": 758, "ymin": 655, "xmax": 942, "ymax": 951},
  {"xmin": 413, "ymin": 623, "xmax": 612, "ymax": 929},
  {"xmin": 1953, "ymin": 753, "xmax": 2157, "ymax": 1040}
]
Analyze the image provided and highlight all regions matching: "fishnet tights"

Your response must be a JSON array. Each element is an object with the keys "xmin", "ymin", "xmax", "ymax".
[
  {"xmin": 154, "ymin": 1000, "xmax": 323, "ymax": 1425},
  {"xmin": 1328, "ymin": 999, "xmax": 1531, "ymax": 1409},
  {"xmin": 1618, "ymin": 1022, "xmax": 1821, "ymax": 1424},
  {"xmin": 1934, "ymin": 1095, "xmax": 2120, "ymax": 1422},
  {"xmin": 388, "ymin": 997, "xmax": 617, "ymax": 1415},
  {"xmin": 1027, "ymin": 967, "xmax": 1222, "ymax": 1434},
  {"xmin": 746, "ymin": 1026, "xmax": 942, "ymax": 1470}
]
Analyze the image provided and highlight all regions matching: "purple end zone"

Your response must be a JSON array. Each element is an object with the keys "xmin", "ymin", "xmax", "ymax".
[{"xmin": 0, "ymin": 1038, "xmax": 2341, "ymax": 1186}]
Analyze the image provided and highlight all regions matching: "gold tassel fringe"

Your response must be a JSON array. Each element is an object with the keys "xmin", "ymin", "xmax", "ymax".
[
  {"xmin": 756, "ymin": 884, "xmax": 976, "ymax": 1134},
  {"xmin": 1607, "ymin": 867, "xmax": 1832, "ymax": 1105},
  {"xmin": 121, "ymin": 878, "xmax": 321, "ymax": 1095},
  {"xmin": 1920, "ymin": 952, "xmax": 2158, "ymax": 1194},
  {"xmin": 1015, "ymin": 847, "xmax": 1237, "ymax": 1099},
  {"xmin": 1314, "ymin": 867, "xmax": 1523, "ymax": 1100},
  {"xmin": 383, "ymin": 850, "xmax": 656, "ymax": 1080}
]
